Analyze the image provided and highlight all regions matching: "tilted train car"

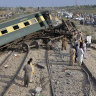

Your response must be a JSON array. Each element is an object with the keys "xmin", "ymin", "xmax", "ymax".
[{"xmin": 0, "ymin": 10, "xmax": 52, "ymax": 50}]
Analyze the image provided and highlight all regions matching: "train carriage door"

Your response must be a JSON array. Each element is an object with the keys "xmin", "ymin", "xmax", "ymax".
[
  {"xmin": 41, "ymin": 11, "xmax": 52, "ymax": 27},
  {"xmin": 35, "ymin": 13, "xmax": 45, "ymax": 27}
]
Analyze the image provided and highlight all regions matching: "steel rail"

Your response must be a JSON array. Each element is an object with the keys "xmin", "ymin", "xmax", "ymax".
[
  {"xmin": 81, "ymin": 65, "xmax": 95, "ymax": 96},
  {"xmin": 45, "ymin": 44, "xmax": 55, "ymax": 96},
  {"xmin": 0, "ymin": 51, "xmax": 13, "ymax": 67},
  {"xmin": 53, "ymin": 41, "xmax": 95, "ymax": 96}
]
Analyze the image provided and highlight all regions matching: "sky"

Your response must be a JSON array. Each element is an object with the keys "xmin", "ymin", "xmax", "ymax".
[{"xmin": 0, "ymin": 0, "xmax": 96, "ymax": 7}]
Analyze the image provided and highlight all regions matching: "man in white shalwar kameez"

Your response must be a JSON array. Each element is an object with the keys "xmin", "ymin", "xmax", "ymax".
[
  {"xmin": 77, "ymin": 43, "xmax": 84, "ymax": 66},
  {"xmin": 83, "ymin": 40, "xmax": 87, "ymax": 58}
]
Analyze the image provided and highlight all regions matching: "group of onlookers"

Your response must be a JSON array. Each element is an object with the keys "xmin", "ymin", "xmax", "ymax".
[
  {"xmin": 61, "ymin": 31, "xmax": 87, "ymax": 66},
  {"xmin": 23, "ymin": 32, "xmax": 87, "ymax": 87},
  {"xmin": 70, "ymin": 31, "xmax": 87, "ymax": 66}
]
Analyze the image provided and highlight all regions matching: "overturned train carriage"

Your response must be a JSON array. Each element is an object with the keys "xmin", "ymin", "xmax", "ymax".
[
  {"xmin": 0, "ymin": 10, "xmax": 53, "ymax": 51},
  {"xmin": 0, "ymin": 10, "xmax": 76, "ymax": 51}
]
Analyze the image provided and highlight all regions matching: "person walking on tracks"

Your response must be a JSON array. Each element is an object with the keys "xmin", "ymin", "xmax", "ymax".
[
  {"xmin": 77, "ymin": 32, "xmax": 83, "ymax": 47},
  {"xmin": 77, "ymin": 42, "xmax": 84, "ymax": 66},
  {"xmin": 23, "ymin": 60, "xmax": 32, "ymax": 87},
  {"xmin": 29, "ymin": 58, "xmax": 35, "ymax": 83},
  {"xmin": 62, "ymin": 36, "xmax": 67, "ymax": 50},
  {"xmin": 70, "ymin": 46, "xmax": 76, "ymax": 66},
  {"xmin": 74, "ymin": 43, "xmax": 79, "ymax": 62},
  {"xmin": 83, "ymin": 40, "xmax": 87, "ymax": 59}
]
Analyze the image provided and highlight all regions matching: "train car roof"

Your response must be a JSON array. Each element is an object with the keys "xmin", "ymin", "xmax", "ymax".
[
  {"xmin": 0, "ymin": 10, "xmax": 50, "ymax": 26},
  {"xmin": 0, "ymin": 11, "xmax": 42, "ymax": 29}
]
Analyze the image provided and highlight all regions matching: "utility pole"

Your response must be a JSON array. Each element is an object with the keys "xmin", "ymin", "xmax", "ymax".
[
  {"xmin": 75, "ymin": 0, "xmax": 77, "ymax": 7},
  {"xmin": 74, "ymin": 0, "xmax": 78, "ymax": 16}
]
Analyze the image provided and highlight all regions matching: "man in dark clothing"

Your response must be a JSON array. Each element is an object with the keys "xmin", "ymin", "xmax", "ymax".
[
  {"xmin": 23, "ymin": 60, "xmax": 32, "ymax": 87},
  {"xmin": 74, "ymin": 43, "xmax": 79, "ymax": 62}
]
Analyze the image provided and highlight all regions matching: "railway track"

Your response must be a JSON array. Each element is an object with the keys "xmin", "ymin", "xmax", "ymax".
[
  {"xmin": 0, "ymin": 51, "xmax": 28, "ymax": 96},
  {"xmin": 4, "ymin": 48, "xmax": 51, "ymax": 96},
  {"xmin": 53, "ymin": 42, "xmax": 94, "ymax": 96},
  {"xmin": 45, "ymin": 44, "xmax": 55, "ymax": 96},
  {"xmin": 0, "ymin": 51, "xmax": 13, "ymax": 67},
  {"xmin": 45, "ymin": 40, "xmax": 96, "ymax": 96},
  {"xmin": 81, "ymin": 66, "xmax": 96, "ymax": 96},
  {"xmin": 0, "ymin": 39, "xmax": 96, "ymax": 96}
]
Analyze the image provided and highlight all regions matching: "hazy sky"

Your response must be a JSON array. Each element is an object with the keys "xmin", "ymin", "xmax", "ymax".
[{"xmin": 0, "ymin": 0, "xmax": 96, "ymax": 7}]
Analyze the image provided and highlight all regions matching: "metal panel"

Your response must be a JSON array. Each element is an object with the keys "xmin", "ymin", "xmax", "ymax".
[
  {"xmin": 0, "ymin": 23, "xmax": 43, "ymax": 46},
  {"xmin": 49, "ymin": 14, "xmax": 52, "ymax": 20},
  {"xmin": 0, "ymin": 18, "xmax": 38, "ymax": 37},
  {"xmin": 0, "ymin": 13, "xmax": 37, "ymax": 29},
  {"xmin": 6, "ymin": 26, "xmax": 14, "ymax": 33},
  {"xmin": 18, "ymin": 22, "xmax": 25, "ymax": 29},
  {"xmin": 38, "ymin": 16, "xmax": 45, "ymax": 23},
  {"xmin": 0, "ymin": 11, "xmax": 51, "ymax": 47}
]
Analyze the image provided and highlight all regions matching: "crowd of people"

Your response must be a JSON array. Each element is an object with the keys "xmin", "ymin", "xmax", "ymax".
[
  {"xmin": 23, "ymin": 32, "xmax": 87, "ymax": 88},
  {"xmin": 61, "ymin": 31, "xmax": 87, "ymax": 66},
  {"xmin": 70, "ymin": 31, "xmax": 87, "ymax": 66}
]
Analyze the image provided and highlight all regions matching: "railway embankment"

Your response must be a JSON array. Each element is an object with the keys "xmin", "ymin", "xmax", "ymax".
[{"xmin": 83, "ymin": 47, "xmax": 96, "ymax": 80}]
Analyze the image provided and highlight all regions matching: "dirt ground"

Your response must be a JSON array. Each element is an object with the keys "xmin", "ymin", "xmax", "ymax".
[{"xmin": 74, "ymin": 21, "xmax": 96, "ymax": 40}]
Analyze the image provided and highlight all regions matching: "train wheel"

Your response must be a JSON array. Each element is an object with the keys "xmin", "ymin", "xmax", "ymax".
[
  {"xmin": 43, "ymin": 38, "xmax": 50, "ymax": 44},
  {"xmin": 30, "ymin": 41, "xmax": 39, "ymax": 49},
  {"xmin": 22, "ymin": 43, "xmax": 29, "ymax": 52},
  {"xmin": 35, "ymin": 41, "xmax": 39, "ymax": 49}
]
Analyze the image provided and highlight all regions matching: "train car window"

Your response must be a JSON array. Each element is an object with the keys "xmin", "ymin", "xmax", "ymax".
[
  {"xmin": 1, "ymin": 30, "xmax": 8, "ymax": 34},
  {"xmin": 13, "ymin": 25, "xmax": 19, "ymax": 30},
  {"xmin": 31, "ymin": 19, "xmax": 37, "ymax": 24},
  {"xmin": 24, "ymin": 21, "xmax": 30, "ymax": 26}
]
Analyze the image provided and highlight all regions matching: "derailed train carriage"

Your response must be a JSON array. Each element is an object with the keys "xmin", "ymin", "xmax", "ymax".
[
  {"xmin": 0, "ymin": 10, "xmax": 76, "ymax": 51},
  {"xmin": 0, "ymin": 10, "xmax": 53, "ymax": 51}
]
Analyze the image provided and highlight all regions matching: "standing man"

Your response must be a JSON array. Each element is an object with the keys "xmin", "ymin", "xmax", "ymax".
[
  {"xmin": 74, "ymin": 43, "xmax": 79, "ymax": 62},
  {"xmin": 62, "ymin": 36, "xmax": 67, "ymax": 50},
  {"xmin": 29, "ymin": 58, "xmax": 35, "ymax": 83},
  {"xmin": 77, "ymin": 42, "xmax": 84, "ymax": 66},
  {"xmin": 70, "ymin": 46, "xmax": 76, "ymax": 66},
  {"xmin": 83, "ymin": 40, "xmax": 87, "ymax": 59},
  {"xmin": 23, "ymin": 60, "xmax": 32, "ymax": 87},
  {"xmin": 77, "ymin": 32, "xmax": 83, "ymax": 47}
]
